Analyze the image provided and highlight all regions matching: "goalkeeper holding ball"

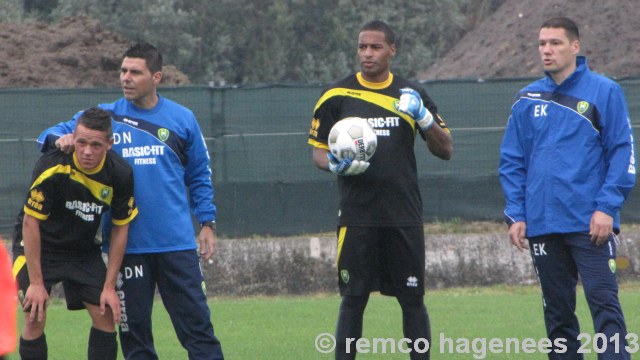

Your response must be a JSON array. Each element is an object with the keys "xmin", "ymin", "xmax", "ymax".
[{"xmin": 307, "ymin": 20, "xmax": 452, "ymax": 360}]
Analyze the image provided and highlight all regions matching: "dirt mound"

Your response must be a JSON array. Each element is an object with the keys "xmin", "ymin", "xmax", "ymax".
[
  {"xmin": 420, "ymin": 0, "xmax": 640, "ymax": 81},
  {"xmin": 0, "ymin": 16, "xmax": 189, "ymax": 88}
]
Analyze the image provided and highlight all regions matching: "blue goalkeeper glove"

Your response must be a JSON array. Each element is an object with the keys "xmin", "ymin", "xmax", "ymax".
[
  {"xmin": 396, "ymin": 87, "xmax": 434, "ymax": 131},
  {"xmin": 327, "ymin": 153, "xmax": 369, "ymax": 176}
]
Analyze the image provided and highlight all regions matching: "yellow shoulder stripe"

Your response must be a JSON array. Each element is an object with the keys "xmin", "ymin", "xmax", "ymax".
[
  {"xmin": 70, "ymin": 171, "xmax": 114, "ymax": 205},
  {"xmin": 313, "ymin": 87, "xmax": 416, "ymax": 132},
  {"xmin": 30, "ymin": 164, "xmax": 72, "ymax": 190},
  {"xmin": 30, "ymin": 163, "xmax": 114, "ymax": 205}
]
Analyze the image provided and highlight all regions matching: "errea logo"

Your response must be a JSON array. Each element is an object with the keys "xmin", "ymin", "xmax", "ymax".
[{"xmin": 406, "ymin": 276, "xmax": 418, "ymax": 288}]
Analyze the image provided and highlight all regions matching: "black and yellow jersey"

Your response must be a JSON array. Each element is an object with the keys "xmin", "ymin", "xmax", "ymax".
[
  {"xmin": 308, "ymin": 72, "xmax": 448, "ymax": 226},
  {"xmin": 13, "ymin": 149, "xmax": 137, "ymax": 257}
]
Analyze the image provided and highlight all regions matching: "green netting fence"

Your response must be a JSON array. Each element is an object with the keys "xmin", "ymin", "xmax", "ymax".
[{"xmin": 2, "ymin": 78, "xmax": 639, "ymax": 237}]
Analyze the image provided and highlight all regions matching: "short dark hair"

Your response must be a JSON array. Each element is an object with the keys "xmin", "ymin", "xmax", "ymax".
[
  {"xmin": 541, "ymin": 17, "xmax": 579, "ymax": 41},
  {"xmin": 77, "ymin": 107, "xmax": 113, "ymax": 139},
  {"xmin": 123, "ymin": 42, "xmax": 163, "ymax": 74},
  {"xmin": 361, "ymin": 20, "xmax": 396, "ymax": 46}
]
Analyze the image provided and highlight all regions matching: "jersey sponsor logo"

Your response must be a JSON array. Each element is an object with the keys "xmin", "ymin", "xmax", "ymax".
[
  {"xmin": 158, "ymin": 128, "xmax": 170, "ymax": 142},
  {"xmin": 366, "ymin": 117, "xmax": 399, "ymax": 137},
  {"xmin": 121, "ymin": 145, "xmax": 165, "ymax": 158},
  {"xmin": 66, "ymin": 200, "xmax": 104, "ymax": 222},
  {"xmin": 115, "ymin": 130, "xmax": 165, "ymax": 165},
  {"xmin": 576, "ymin": 101, "xmax": 589, "ymax": 114},
  {"xmin": 134, "ymin": 158, "xmax": 157, "ymax": 165},
  {"xmin": 121, "ymin": 145, "xmax": 165, "ymax": 166},
  {"xmin": 367, "ymin": 116, "xmax": 399, "ymax": 128},
  {"xmin": 406, "ymin": 276, "xmax": 418, "ymax": 288}
]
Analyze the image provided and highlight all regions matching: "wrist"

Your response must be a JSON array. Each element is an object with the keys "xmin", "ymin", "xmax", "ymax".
[
  {"xmin": 416, "ymin": 110, "xmax": 434, "ymax": 130},
  {"xmin": 200, "ymin": 221, "xmax": 216, "ymax": 231}
]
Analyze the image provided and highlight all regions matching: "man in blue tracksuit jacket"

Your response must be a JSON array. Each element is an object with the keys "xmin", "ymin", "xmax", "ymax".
[
  {"xmin": 499, "ymin": 17, "xmax": 635, "ymax": 360},
  {"xmin": 37, "ymin": 43, "xmax": 223, "ymax": 360}
]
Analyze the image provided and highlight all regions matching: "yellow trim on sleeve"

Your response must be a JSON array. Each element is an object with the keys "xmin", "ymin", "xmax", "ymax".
[
  {"xmin": 112, "ymin": 207, "xmax": 139, "ymax": 226},
  {"xmin": 308, "ymin": 139, "xmax": 329, "ymax": 150},
  {"xmin": 24, "ymin": 206, "xmax": 48, "ymax": 221}
]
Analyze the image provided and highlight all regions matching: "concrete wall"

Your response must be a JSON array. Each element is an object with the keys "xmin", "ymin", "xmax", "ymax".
[
  {"xmin": 202, "ymin": 231, "xmax": 640, "ymax": 296},
  {"xmin": 5, "ymin": 231, "xmax": 639, "ymax": 297}
]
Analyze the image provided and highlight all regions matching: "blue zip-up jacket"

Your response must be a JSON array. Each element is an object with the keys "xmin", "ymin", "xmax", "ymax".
[
  {"xmin": 38, "ymin": 95, "xmax": 216, "ymax": 253},
  {"xmin": 499, "ymin": 56, "xmax": 635, "ymax": 237}
]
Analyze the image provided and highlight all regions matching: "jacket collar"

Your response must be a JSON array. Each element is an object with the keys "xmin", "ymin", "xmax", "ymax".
[{"xmin": 545, "ymin": 56, "xmax": 589, "ymax": 89}]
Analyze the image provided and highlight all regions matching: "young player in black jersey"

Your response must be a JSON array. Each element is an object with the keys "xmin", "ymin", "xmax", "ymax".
[
  {"xmin": 12, "ymin": 107, "xmax": 138, "ymax": 360},
  {"xmin": 308, "ymin": 20, "xmax": 452, "ymax": 360}
]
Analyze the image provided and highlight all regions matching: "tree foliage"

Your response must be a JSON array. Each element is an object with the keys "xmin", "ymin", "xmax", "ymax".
[{"xmin": 33, "ymin": 0, "xmax": 502, "ymax": 85}]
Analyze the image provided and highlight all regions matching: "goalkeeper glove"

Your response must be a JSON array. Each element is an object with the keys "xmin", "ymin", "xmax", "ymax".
[
  {"xmin": 397, "ymin": 87, "xmax": 434, "ymax": 131},
  {"xmin": 327, "ymin": 153, "xmax": 369, "ymax": 176}
]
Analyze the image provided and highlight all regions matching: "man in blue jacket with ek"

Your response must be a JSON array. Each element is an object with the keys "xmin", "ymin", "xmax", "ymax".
[{"xmin": 499, "ymin": 17, "xmax": 635, "ymax": 360}]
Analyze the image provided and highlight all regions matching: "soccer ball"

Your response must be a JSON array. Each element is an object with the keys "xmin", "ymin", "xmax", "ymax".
[{"xmin": 328, "ymin": 117, "xmax": 377, "ymax": 162}]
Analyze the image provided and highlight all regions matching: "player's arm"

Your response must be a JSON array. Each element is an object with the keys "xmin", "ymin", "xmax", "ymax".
[
  {"xmin": 422, "ymin": 117, "xmax": 452, "ymax": 160},
  {"xmin": 21, "ymin": 214, "xmax": 49, "ymax": 322},
  {"xmin": 101, "ymin": 223, "xmax": 128, "ymax": 324},
  {"xmin": 182, "ymin": 117, "xmax": 218, "ymax": 259},
  {"xmin": 397, "ymin": 88, "xmax": 452, "ymax": 160},
  {"xmin": 499, "ymin": 108, "xmax": 529, "ymax": 250},
  {"xmin": 592, "ymin": 85, "xmax": 636, "ymax": 244},
  {"xmin": 313, "ymin": 147, "xmax": 331, "ymax": 171}
]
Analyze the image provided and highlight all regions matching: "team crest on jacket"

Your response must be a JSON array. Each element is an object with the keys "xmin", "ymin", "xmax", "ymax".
[
  {"xmin": 609, "ymin": 259, "xmax": 616, "ymax": 273},
  {"xmin": 158, "ymin": 128, "xmax": 170, "ymax": 142},
  {"xmin": 576, "ymin": 101, "xmax": 589, "ymax": 114},
  {"xmin": 101, "ymin": 187, "xmax": 111, "ymax": 199}
]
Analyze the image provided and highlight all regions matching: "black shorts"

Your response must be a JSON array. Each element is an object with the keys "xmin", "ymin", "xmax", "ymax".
[
  {"xmin": 336, "ymin": 226, "xmax": 425, "ymax": 296},
  {"xmin": 13, "ymin": 251, "xmax": 106, "ymax": 311}
]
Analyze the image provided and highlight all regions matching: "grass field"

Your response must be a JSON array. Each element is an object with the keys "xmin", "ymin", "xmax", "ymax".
[{"xmin": 6, "ymin": 282, "xmax": 640, "ymax": 359}]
